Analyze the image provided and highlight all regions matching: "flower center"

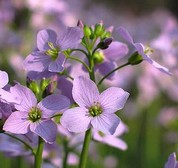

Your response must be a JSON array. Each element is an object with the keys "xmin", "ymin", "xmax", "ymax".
[
  {"xmin": 144, "ymin": 46, "xmax": 153, "ymax": 55},
  {"xmin": 28, "ymin": 107, "xmax": 42, "ymax": 122},
  {"xmin": 46, "ymin": 42, "xmax": 59, "ymax": 60},
  {"xmin": 89, "ymin": 102, "xmax": 103, "ymax": 117}
]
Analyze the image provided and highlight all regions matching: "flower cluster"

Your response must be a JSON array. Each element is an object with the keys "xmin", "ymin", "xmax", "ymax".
[{"xmin": 0, "ymin": 20, "xmax": 172, "ymax": 168}]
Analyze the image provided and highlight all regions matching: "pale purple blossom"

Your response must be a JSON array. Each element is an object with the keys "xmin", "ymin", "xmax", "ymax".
[
  {"xmin": 61, "ymin": 76, "xmax": 129, "ymax": 134},
  {"xmin": 24, "ymin": 27, "xmax": 83, "ymax": 73},
  {"xmin": 164, "ymin": 152, "xmax": 178, "ymax": 168},
  {"xmin": 2, "ymin": 84, "xmax": 70, "ymax": 144},
  {"xmin": 117, "ymin": 27, "xmax": 172, "ymax": 75}
]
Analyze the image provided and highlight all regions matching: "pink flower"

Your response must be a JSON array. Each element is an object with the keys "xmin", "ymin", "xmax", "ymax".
[
  {"xmin": 117, "ymin": 27, "xmax": 172, "ymax": 75},
  {"xmin": 61, "ymin": 76, "xmax": 129, "ymax": 134},
  {"xmin": 3, "ymin": 84, "xmax": 70, "ymax": 144}
]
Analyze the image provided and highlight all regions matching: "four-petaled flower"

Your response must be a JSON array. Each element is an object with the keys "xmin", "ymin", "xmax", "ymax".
[
  {"xmin": 117, "ymin": 27, "xmax": 172, "ymax": 75},
  {"xmin": 3, "ymin": 84, "xmax": 70, "ymax": 144},
  {"xmin": 24, "ymin": 27, "xmax": 83, "ymax": 73},
  {"xmin": 61, "ymin": 76, "xmax": 129, "ymax": 134}
]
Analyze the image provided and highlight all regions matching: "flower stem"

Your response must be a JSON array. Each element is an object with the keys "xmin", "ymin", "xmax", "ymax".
[
  {"xmin": 3, "ymin": 132, "xmax": 35, "ymax": 155},
  {"xmin": 97, "ymin": 62, "xmax": 130, "ymax": 86},
  {"xmin": 34, "ymin": 137, "xmax": 44, "ymax": 168},
  {"xmin": 70, "ymin": 49, "xmax": 88, "ymax": 57},
  {"xmin": 79, "ymin": 128, "xmax": 92, "ymax": 168},
  {"xmin": 67, "ymin": 55, "xmax": 91, "ymax": 73},
  {"xmin": 62, "ymin": 139, "xmax": 69, "ymax": 168}
]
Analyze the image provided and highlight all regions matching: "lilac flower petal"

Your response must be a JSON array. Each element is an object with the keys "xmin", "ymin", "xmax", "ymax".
[
  {"xmin": 3, "ymin": 111, "xmax": 30, "ymax": 134},
  {"xmin": 72, "ymin": 76, "xmax": 99, "ymax": 108},
  {"xmin": 135, "ymin": 43, "xmax": 173, "ymax": 75},
  {"xmin": 0, "ymin": 101, "xmax": 12, "ymax": 119},
  {"xmin": 37, "ymin": 29, "xmax": 57, "ymax": 51},
  {"xmin": 38, "ymin": 94, "xmax": 70, "ymax": 118},
  {"xmin": 103, "ymin": 41, "xmax": 129, "ymax": 61},
  {"xmin": 60, "ymin": 107, "xmax": 91, "ymax": 133},
  {"xmin": 0, "ymin": 89, "xmax": 21, "ymax": 104},
  {"xmin": 57, "ymin": 77, "xmax": 74, "ymax": 103},
  {"xmin": 104, "ymin": 136, "xmax": 127, "ymax": 150},
  {"xmin": 114, "ymin": 121, "xmax": 128, "ymax": 136},
  {"xmin": 117, "ymin": 27, "xmax": 134, "ymax": 43},
  {"xmin": 27, "ymin": 70, "xmax": 56, "ymax": 80},
  {"xmin": 48, "ymin": 53, "xmax": 66, "ymax": 72},
  {"xmin": 165, "ymin": 153, "xmax": 176, "ymax": 168},
  {"xmin": 30, "ymin": 120, "xmax": 57, "ymax": 144},
  {"xmin": 99, "ymin": 87, "xmax": 129, "ymax": 113},
  {"xmin": 57, "ymin": 27, "xmax": 83, "ymax": 50},
  {"xmin": 10, "ymin": 84, "xmax": 37, "ymax": 112},
  {"xmin": 97, "ymin": 61, "xmax": 117, "ymax": 79},
  {"xmin": 94, "ymin": 132, "xmax": 127, "ymax": 150},
  {"xmin": 0, "ymin": 70, "xmax": 9, "ymax": 88},
  {"xmin": 23, "ymin": 52, "xmax": 51, "ymax": 72},
  {"xmin": 91, "ymin": 113, "xmax": 120, "ymax": 134}
]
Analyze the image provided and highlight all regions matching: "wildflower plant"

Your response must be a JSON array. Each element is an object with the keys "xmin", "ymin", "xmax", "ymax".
[{"xmin": 0, "ymin": 20, "xmax": 172, "ymax": 168}]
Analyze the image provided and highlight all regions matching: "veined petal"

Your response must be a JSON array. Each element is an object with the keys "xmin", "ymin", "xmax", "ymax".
[
  {"xmin": 99, "ymin": 87, "xmax": 129, "ymax": 113},
  {"xmin": 10, "ymin": 84, "xmax": 37, "ymax": 112},
  {"xmin": 103, "ymin": 41, "xmax": 128, "ymax": 61},
  {"xmin": 72, "ymin": 76, "xmax": 99, "ymax": 108},
  {"xmin": 3, "ymin": 111, "xmax": 30, "ymax": 134},
  {"xmin": 23, "ymin": 52, "xmax": 51, "ymax": 72},
  {"xmin": 57, "ymin": 27, "xmax": 83, "ymax": 50},
  {"xmin": 0, "ymin": 70, "xmax": 9, "ymax": 88},
  {"xmin": 117, "ymin": 27, "xmax": 134, "ymax": 44},
  {"xmin": 38, "ymin": 94, "xmax": 70, "ymax": 118},
  {"xmin": 60, "ymin": 107, "xmax": 92, "ymax": 133},
  {"xmin": 91, "ymin": 113, "xmax": 120, "ymax": 134},
  {"xmin": 30, "ymin": 120, "xmax": 57, "ymax": 144},
  {"xmin": 48, "ymin": 53, "xmax": 66, "ymax": 72},
  {"xmin": 37, "ymin": 29, "xmax": 57, "ymax": 51}
]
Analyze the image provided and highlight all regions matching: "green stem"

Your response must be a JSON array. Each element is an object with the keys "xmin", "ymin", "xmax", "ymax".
[
  {"xmin": 97, "ymin": 62, "xmax": 130, "ymax": 86},
  {"xmin": 67, "ymin": 55, "xmax": 91, "ymax": 73},
  {"xmin": 91, "ymin": 47, "xmax": 99, "ymax": 57},
  {"xmin": 63, "ymin": 140, "xmax": 69, "ymax": 168},
  {"xmin": 70, "ymin": 49, "xmax": 88, "ymax": 57},
  {"xmin": 34, "ymin": 137, "xmax": 44, "ymax": 168},
  {"xmin": 79, "ymin": 129, "xmax": 92, "ymax": 168},
  {"xmin": 3, "ymin": 132, "xmax": 35, "ymax": 155}
]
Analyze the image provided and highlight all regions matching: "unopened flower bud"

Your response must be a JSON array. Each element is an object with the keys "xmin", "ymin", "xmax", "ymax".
[
  {"xmin": 97, "ymin": 38, "xmax": 113, "ymax": 49},
  {"xmin": 77, "ymin": 20, "xmax": 84, "ymax": 29},
  {"xmin": 93, "ymin": 51, "xmax": 104, "ymax": 64},
  {"xmin": 94, "ymin": 23, "xmax": 104, "ymax": 37},
  {"xmin": 84, "ymin": 25, "xmax": 91, "ymax": 37}
]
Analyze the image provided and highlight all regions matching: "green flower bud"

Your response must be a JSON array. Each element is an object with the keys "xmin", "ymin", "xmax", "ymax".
[
  {"xmin": 84, "ymin": 25, "xmax": 91, "ymax": 37},
  {"xmin": 128, "ymin": 52, "xmax": 143, "ymax": 65},
  {"xmin": 101, "ymin": 31, "xmax": 111, "ymax": 39},
  {"xmin": 29, "ymin": 81, "xmax": 40, "ymax": 95},
  {"xmin": 93, "ymin": 51, "xmax": 104, "ymax": 64},
  {"xmin": 94, "ymin": 24, "xmax": 104, "ymax": 37},
  {"xmin": 40, "ymin": 78, "xmax": 50, "ymax": 91}
]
